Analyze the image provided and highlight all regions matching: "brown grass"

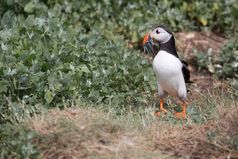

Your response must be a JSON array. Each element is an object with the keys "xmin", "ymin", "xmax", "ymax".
[
  {"xmin": 27, "ymin": 84, "xmax": 238, "ymax": 159},
  {"xmin": 152, "ymin": 99, "xmax": 238, "ymax": 159},
  {"xmin": 27, "ymin": 101, "xmax": 238, "ymax": 159},
  {"xmin": 28, "ymin": 108, "xmax": 172, "ymax": 159}
]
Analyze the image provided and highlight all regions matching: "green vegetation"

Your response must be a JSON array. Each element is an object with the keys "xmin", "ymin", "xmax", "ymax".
[
  {"xmin": 0, "ymin": 0, "xmax": 238, "ymax": 158},
  {"xmin": 194, "ymin": 37, "xmax": 238, "ymax": 79}
]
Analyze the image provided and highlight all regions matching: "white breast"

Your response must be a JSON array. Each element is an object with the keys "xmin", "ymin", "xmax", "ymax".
[{"xmin": 152, "ymin": 50, "xmax": 187, "ymax": 99}]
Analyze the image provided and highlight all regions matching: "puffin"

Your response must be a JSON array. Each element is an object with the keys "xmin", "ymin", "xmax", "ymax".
[{"xmin": 143, "ymin": 26, "xmax": 190, "ymax": 119}]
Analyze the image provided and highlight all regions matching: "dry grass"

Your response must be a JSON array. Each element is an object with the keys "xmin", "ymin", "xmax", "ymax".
[
  {"xmin": 25, "ymin": 84, "xmax": 238, "ymax": 159},
  {"xmin": 28, "ymin": 108, "xmax": 172, "ymax": 159},
  {"xmin": 152, "ymin": 86, "xmax": 238, "ymax": 159},
  {"xmin": 154, "ymin": 107, "xmax": 238, "ymax": 158}
]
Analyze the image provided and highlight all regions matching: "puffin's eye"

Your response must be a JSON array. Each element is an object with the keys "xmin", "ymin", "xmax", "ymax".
[{"xmin": 156, "ymin": 29, "xmax": 160, "ymax": 34}]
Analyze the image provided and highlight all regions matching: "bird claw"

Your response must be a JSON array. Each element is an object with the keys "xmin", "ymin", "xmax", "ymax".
[
  {"xmin": 154, "ymin": 108, "xmax": 168, "ymax": 116},
  {"xmin": 174, "ymin": 112, "xmax": 187, "ymax": 119}
]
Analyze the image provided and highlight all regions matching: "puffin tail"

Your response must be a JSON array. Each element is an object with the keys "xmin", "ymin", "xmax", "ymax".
[{"xmin": 181, "ymin": 60, "xmax": 193, "ymax": 83}]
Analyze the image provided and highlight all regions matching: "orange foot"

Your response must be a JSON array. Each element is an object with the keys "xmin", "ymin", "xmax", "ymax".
[
  {"xmin": 154, "ymin": 99, "xmax": 167, "ymax": 116},
  {"xmin": 154, "ymin": 108, "xmax": 168, "ymax": 116},
  {"xmin": 174, "ymin": 112, "xmax": 187, "ymax": 119},
  {"xmin": 174, "ymin": 101, "xmax": 187, "ymax": 119}
]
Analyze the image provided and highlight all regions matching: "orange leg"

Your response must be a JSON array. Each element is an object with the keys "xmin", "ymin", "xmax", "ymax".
[
  {"xmin": 174, "ymin": 101, "xmax": 187, "ymax": 119},
  {"xmin": 155, "ymin": 99, "xmax": 168, "ymax": 116}
]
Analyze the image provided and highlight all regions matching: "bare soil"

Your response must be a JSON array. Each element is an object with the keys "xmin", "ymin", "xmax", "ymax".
[{"xmin": 175, "ymin": 32, "xmax": 227, "ymax": 60}]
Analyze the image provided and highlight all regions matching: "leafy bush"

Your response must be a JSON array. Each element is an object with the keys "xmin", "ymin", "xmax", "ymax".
[
  {"xmin": 216, "ymin": 38, "xmax": 238, "ymax": 78},
  {"xmin": 193, "ymin": 37, "xmax": 238, "ymax": 79},
  {"xmin": 0, "ymin": 2, "xmax": 157, "ymax": 124},
  {"xmin": 0, "ymin": 123, "xmax": 39, "ymax": 158}
]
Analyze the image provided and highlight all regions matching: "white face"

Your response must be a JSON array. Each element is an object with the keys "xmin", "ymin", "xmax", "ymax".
[{"xmin": 150, "ymin": 27, "xmax": 172, "ymax": 44}]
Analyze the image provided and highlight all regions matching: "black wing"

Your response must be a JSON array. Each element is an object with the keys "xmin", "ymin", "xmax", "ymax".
[{"xmin": 181, "ymin": 60, "xmax": 191, "ymax": 83}]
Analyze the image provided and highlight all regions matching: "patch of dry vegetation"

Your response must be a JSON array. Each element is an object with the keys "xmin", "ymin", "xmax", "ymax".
[
  {"xmin": 28, "ymin": 108, "xmax": 170, "ymax": 159},
  {"xmin": 26, "ymin": 87, "xmax": 238, "ymax": 159},
  {"xmin": 154, "ymin": 105, "xmax": 238, "ymax": 158},
  {"xmin": 152, "ymin": 85, "xmax": 238, "ymax": 158}
]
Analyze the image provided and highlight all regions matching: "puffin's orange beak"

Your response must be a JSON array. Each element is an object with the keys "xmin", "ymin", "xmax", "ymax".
[
  {"xmin": 142, "ymin": 32, "xmax": 159, "ymax": 56},
  {"xmin": 143, "ymin": 32, "xmax": 150, "ymax": 45},
  {"xmin": 143, "ymin": 32, "xmax": 155, "ymax": 55}
]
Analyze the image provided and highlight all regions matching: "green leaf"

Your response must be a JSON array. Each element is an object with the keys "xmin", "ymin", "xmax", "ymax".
[
  {"xmin": 81, "ymin": 64, "xmax": 90, "ymax": 73},
  {"xmin": 0, "ymin": 81, "xmax": 9, "ymax": 93},
  {"xmin": 44, "ymin": 89, "xmax": 54, "ymax": 104},
  {"xmin": 24, "ymin": 1, "xmax": 36, "ymax": 13},
  {"xmin": 199, "ymin": 16, "xmax": 208, "ymax": 26}
]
